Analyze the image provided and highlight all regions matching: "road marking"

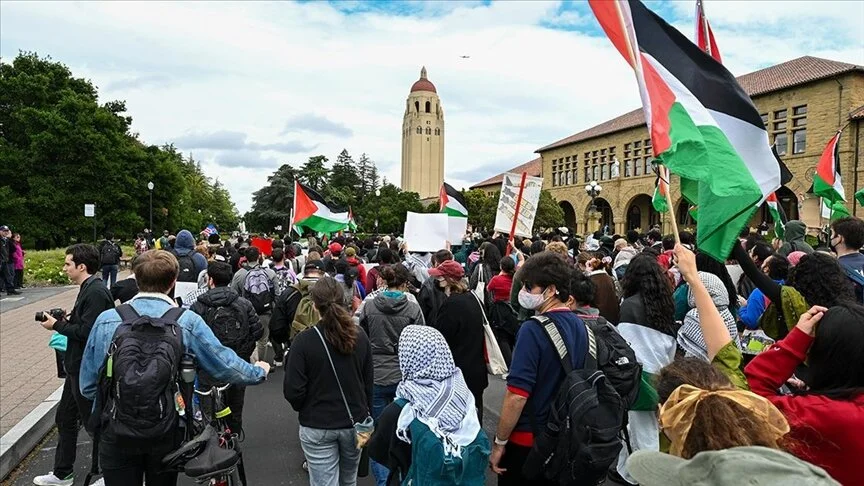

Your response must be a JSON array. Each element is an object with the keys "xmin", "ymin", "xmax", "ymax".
[{"xmin": 0, "ymin": 297, "xmax": 24, "ymax": 302}]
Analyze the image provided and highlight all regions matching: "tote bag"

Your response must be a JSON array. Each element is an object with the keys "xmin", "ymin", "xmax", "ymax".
[{"xmin": 471, "ymin": 293, "xmax": 507, "ymax": 376}]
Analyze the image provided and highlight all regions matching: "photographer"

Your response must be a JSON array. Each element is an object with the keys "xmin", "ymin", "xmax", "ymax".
[{"xmin": 34, "ymin": 244, "xmax": 114, "ymax": 486}]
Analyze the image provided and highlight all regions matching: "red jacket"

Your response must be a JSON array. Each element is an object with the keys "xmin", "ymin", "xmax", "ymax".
[{"xmin": 745, "ymin": 327, "xmax": 864, "ymax": 485}]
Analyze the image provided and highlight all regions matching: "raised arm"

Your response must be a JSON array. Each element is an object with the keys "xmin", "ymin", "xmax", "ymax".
[
  {"xmin": 731, "ymin": 243, "xmax": 780, "ymax": 304},
  {"xmin": 675, "ymin": 244, "xmax": 731, "ymax": 361}
]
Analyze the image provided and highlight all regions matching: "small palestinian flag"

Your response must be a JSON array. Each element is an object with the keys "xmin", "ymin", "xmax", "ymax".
[
  {"xmin": 440, "ymin": 182, "xmax": 468, "ymax": 217},
  {"xmin": 589, "ymin": 0, "xmax": 781, "ymax": 261},
  {"xmin": 813, "ymin": 130, "xmax": 845, "ymax": 203},
  {"xmin": 695, "ymin": 0, "xmax": 721, "ymax": 63},
  {"xmin": 652, "ymin": 165, "xmax": 669, "ymax": 213},
  {"xmin": 856, "ymin": 187, "xmax": 864, "ymax": 207},
  {"xmin": 347, "ymin": 207, "xmax": 358, "ymax": 232},
  {"xmin": 766, "ymin": 192, "xmax": 786, "ymax": 239},
  {"xmin": 292, "ymin": 180, "xmax": 351, "ymax": 234}
]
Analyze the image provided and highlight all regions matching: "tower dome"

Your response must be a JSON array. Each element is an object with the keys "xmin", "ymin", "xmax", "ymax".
[{"xmin": 410, "ymin": 66, "xmax": 437, "ymax": 93}]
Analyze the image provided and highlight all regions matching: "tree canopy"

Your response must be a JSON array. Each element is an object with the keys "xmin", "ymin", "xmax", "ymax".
[{"xmin": 0, "ymin": 52, "xmax": 239, "ymax": 248}]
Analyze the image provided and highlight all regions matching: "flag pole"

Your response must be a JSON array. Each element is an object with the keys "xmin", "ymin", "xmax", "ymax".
[
  {"xmin": 612, "ymin": 0, "xmax": 681, "ymax": 245},
  {"xmin": 507, "ymin": 172, "xmax": 528, "ymax": 255},
  {"xmin": 699, "ymin": 0, "xmax": 712, "ymax": 58}
]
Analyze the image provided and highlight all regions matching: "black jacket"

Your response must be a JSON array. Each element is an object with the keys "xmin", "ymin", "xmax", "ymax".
[
  {"xmin": 434, "ymin": 292, "xmax": 488, "ymax": 397},
  {"xmin": 0, "ymin": 236, "xmax": 10, "ymax": 263},
  {"xmin": 418, "ymin": 278, "xmax": 447, "ymax": 326},
  {"xmin": 53, "ymin": 274, "xmax": 115, "ymax": 375},
  {"xmin": 110, "ymin": 278, "xmax": 139, "ymax": 303},
  {"xmin": 189, "ymin": 287, "xmax": 263, "ymax": 359},
  {"xmin": 368, "ymin": 400, "xmax": 411, "ymax": 486},
  {"xmin": 284, "ymin": 322, "xmax": 373, "ymax": 429}
]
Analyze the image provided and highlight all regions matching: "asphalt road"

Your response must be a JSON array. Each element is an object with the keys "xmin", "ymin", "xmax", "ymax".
[
  {"xmin": 0, "ymin": 286, "xmax": 77, "ymax": 313},
  {"xmin": 4, "ymin": 371, "xmax": 508, "ymax": 486}
]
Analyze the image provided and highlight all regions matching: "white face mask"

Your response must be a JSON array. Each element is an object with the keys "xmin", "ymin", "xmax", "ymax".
[{"xmin": 518, "ymin": 287, "xmax": 548, "ymax": 310}]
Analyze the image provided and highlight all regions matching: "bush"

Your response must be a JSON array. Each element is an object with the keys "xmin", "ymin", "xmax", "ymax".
[{"xmin": 22, "ymin": 245, "xmax": 135, "ymax": 286}]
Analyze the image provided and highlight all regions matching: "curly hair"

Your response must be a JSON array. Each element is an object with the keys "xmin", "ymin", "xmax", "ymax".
[
  {"xmin": 788, "ymin": 253, "xmax": 855, "ymax": 307},
  {"xmin": 622, "ymin": 253, "xmax": 676, "ymax": 335}
]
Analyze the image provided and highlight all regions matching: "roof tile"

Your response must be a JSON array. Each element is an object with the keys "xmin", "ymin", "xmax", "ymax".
[{"xmin": 470, "ymin": 157, "xmax": 542, "ymax": 189}]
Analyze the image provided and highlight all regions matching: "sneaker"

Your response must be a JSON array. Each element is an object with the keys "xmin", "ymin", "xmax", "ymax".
[
  {"xmin": 33, "ymin": 472, "xmax": 73, "ymax": 486},
  {"xmin": 302, "ymin": 460, "xmax": 308, "ymax": 472},
  {"xmin": 90, "ymin": 479, "xmax": 104, "ymax": 486},
  {"xmin": 273, "ymin": 360, "xmax": 283, "ymax": 368}
]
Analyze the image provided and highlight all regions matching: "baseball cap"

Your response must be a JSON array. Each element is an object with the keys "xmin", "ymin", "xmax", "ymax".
[
  {"xmin": 428, "ymin": 260, "xmax": 465, "ymax": 280},
  {"xmin": 0, "ymin": 225, "xmax": 8, "ymax": 231},
  {"xmin": 627, "ymin": 447, "xmax": 839, "ymax": 486},
  {"xmin": 304, "ymin": 260, "xmax": 325, "ymax": 272},
  {"xmin": 328, "ymin": 242, "xmax": 343, "ymax": 255},
  {"xmin": 345, "ymin": 247, "xmax": 357, "ymax": 258}
]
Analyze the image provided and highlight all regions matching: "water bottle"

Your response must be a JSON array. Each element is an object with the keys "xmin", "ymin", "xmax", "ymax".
[{"xmin": 180, "ymin": 354, "xmax": 196, "ymax": 384}]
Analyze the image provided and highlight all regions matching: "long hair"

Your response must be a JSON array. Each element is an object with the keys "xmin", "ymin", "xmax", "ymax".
[
  {"xmin": 622, "ymin": 253, "xmax": 676, "ymax": 335},
  {"xmin": 310, "ymin": 277, "xmax": 358, "ymax": 354},
  {"xmin": 480, "ymin": 242, "xmax": 502, "ymax": 274},
  {"xmin": 788, "ymin": 253, "xmax": 855, "ymax": 308},
  {"xmin": 806, "ymin": 304, "xmax": 864, "ymax": 399}
]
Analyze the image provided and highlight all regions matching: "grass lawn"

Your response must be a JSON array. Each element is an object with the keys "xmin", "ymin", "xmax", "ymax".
[{"xmin": 23, "ymin": 245, "xmax": 134, "ymax": 286}]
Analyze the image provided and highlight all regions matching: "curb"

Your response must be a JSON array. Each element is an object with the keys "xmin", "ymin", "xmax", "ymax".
[{"xmin": 0, "ymin": 384, "xmax": 64, "ymax": 480}]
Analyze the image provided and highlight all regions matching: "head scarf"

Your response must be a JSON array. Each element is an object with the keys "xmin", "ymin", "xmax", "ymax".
[
  {"xmin": 660, "ymin": 384, "xmax": 790, "ymax": 457},
  {"xmin": 678, "ymin": 272, "xmax": 741, "ymax": 361},
  {"xmin": 395, "ymin": 325, "xmax": 480, "ymax": 456}
]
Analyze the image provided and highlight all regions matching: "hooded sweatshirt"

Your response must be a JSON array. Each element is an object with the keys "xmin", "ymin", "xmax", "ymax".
[
  {"xmin": 190, "ymin": 286, "xmax": 263, "ymax": 359},
  {"xmin": 359, "ymin": 291, "xmax": 425, "ymax": 386},
  {"xmin": 172, "ymin": 230, "xmax": 208, "ymax": 276},
  {"xmin": 777, "ymin": 221, "xmax": 814, "ymax": 257}
]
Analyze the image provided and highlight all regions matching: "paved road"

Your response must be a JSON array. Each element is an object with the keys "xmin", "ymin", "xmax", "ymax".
[
  {"xmin": 4, "ymin": 370, "xmax": 507, "ymax": 486},
  {"xmin": 0, "ymin": 286, "xmax": 77, "ymax": 313}
]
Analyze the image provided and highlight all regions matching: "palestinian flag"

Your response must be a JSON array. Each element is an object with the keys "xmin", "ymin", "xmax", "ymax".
[
  {"xmin": 347, "ymin": 208, "xmax": 358, "ymax": 232},
  {"xmin": 856, "ymin": 187, "xmax": 864, "ymax": 207},
  {"xmin": 292, "ymin": 180, "xmax": 351, "ymax": 234},
  {"xmin": 695, "ymin": 0, "xmax": 721, "ymax": 63},
  {"xmin": 589, "ymin": 0, "xmax": 780, "ymax": 261},
  {"xmin": 823, "ymin": 199, "xmax": 850, "ymax": 221},
  {"xmin": 652, "ymin": 164, "xmax": 669, "ymax": 213},
  {"xmin": 439, "ymin": 182, "xmax": 468, "ymax": 217},
  {"xmin": 766, "ymin": 192, "xmax": 786, "ymax": 239},
  {"xmin": 813, "ymin": 131, "xmax": 845, "ymax": 203}
]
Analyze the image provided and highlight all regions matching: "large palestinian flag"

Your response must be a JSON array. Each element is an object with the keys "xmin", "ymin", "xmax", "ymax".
[
  {"xmin": 439, "ymin": 182, "xmax": 468, "ymax": 217},
  {"xmin": 813, "ymin": 131, "xmax": 845, "ymax": 203},
  {"xmin": 589, "ymin": 0, "xmax": 780, "ymax": 261},
  {"xmin": 292, "ymin": 180, "xmax": 351, "ymax": 234}
]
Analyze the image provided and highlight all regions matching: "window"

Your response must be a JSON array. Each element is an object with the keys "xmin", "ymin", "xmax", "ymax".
[
  {"xmin": 760, "ymin": 113, "xmax": 768, "ymax": 126},
  {"xmin": 425, "ymin": 101, "xmax": 431, "ymax": 113},
  {"xmin": 415, "ymin": 101, "xmax": 420, "ymax": 112},
  {"xmin": 634, "ymin": 148, "xmax": 641, "ymax": 157},
  {"xmin": 425, "ymin": 127, "xmax": 431, "ymax": 135},
  {"xmin": 793, "ymin": 129, "xmax": 806, "ymax": 154},
  {"xmin": 634, "ymin": 158, "xmax": 642, "ymax": 176},
  {"xmin": 774, "ymin": 109, "xmax": 787, "ymax": 119},
  {"xmin": 793, "ymin": 105, "xmax": 807, "ymax": 116},
  {"xmin": 601, "ymin": 164, "xmax": 608, "ymax": 180},
  {"xmin": 773, "ymin": 121, "xmax": 787, "ymax": 131},
  {"xmin": 624, "ymin": 160, "xmax": 632, "ymax": 177},
  {"xmin": 645, "ymin": 157, "xmax": 653, "ymax": 175},
  {"xmin": 634, "ymin": 140, "xmax": 641, "ymax": 148},
  {"xmin": 416, "ymin": 127, "xmax": 421, "ymax": 134},
  {"xmin": 601, "ymin": 148, "xmax": 607, "ymax": 155},
  {"xmin": 774, "ymin": 132, "xmax": 788, "ymax": 156},
  {"xmin": 566, "ymin": 171, "xmax": 573, "ymax": 185},
  {"xmin": 584, "ymin": 167, "xmax": 590, "ymax": 183},
  {"xmin": 565, "ymin": 156, "xmax": 571, "ymax": 163},
  {"xmin": 593, "ymin": 165, "xmax": 599, "ymax": 181}
]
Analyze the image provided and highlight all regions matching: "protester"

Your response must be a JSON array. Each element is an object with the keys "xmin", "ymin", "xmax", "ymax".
[
  {"xmin": 284, "ymin": 277, "xmax": 374, "ymax": 486},
  {"xmin": 98, "ymin": 232, "xmax": 122, "ymax": 288},
  {"xmin": 231, "ymin": 246, "xmax": 279, "ymax": 364},
  {"xmin": 468, "ymin": 242, "xmax": 501, "ymax": 296},
  {"xmin": 134, "ymin": 233, "xmax": 148, "ymax": 255},
  {"xmin": 0, "ymin": 225, "xmax": 17, "ymax": 294},
  {"xmin": 189, "ymin": 261, "xmax": 263, "ymax": 434},
  {"xmin": 110, "ymin": 255, "xmax": 141, "ymax": 304},
  {"xmin": 676, "ymin": 272, "xmax": 742, "ymax": 362},
  {"xmin": 776, "ymin": 220, "xmax": 814, "ymax": 257},
  {"xmin": 368, "ymin": 325, "xmax": 489, "ymax": 485},
  {"xmin": 615, "ymin": 253, "xmax": 678, "ymax": 485},
  {"xmin": 33, "ymin": 244, "xmax": 115, "ymax": 486},
  {"xmin": 357, "ymin": 264, "xmax": 425, "ymax": 485},
  {"xmin": 366, "ymin": 247, "xmax": 394, "ymax": 293},
  {"xmin": 271, "ymin": 248, "xmax": 299, "ymax": 296},
  {"xmin": 12, "ymin": 232, "xmax": 24, "ymax": 289},
  {"xmin": 171, "ymin": 229, "xmax": 208, "ymax": 282},
  {"xmin": 613, "ymin": 238, "xmax": 639, "ymax": 281},
  {"xmin": 744, "ymin": 303, "xmax": 864, "ymax": 485},
  {"xmin": 79, "ymin": 250, "xmax": 270, "ymax": 486},
  {"xmin": 270, "ymin": 260, "xmax": 326, "ymax": 365},
  {"xmin": 587, "ymin": 254, "xmax": 620, "ymax": 324},
  {"xmin": 344, "ymin": 246, "xmax": 368, "ymax": 289},
  {"xmin": 429, "ymin": 260, "xmax": 487, "ymax": 420},
  {"xmin": 334, "ymin": 259, "xmax": 365, "ymax": 312},
  {"xmin": 487, "ymin": 256, "xmax": 515, "ymax": 303},
  {"xmin": 322, "ymin": 242, "xmax": 343, "ymax": 274},
  {"xmin": 403, "ymin": 245, "xmax": 433, "ymax": 286},
  {"xmin": 487, "ymin": 256, "xmax": 520, "ymax": 364},
  {"xmin": 830, "ymin": 216, "xmax": 864, "ymax": 300},
  {"xmin": 738, "ymin": 255, "xmax": 789, "ymax": 330},
  {"xmin": 489, "ymin": 252, "xmax": 586, "ymax": 485},
  {"xmin": 674, "ymin": 252, "xmax": 740, "ymax": 322}
]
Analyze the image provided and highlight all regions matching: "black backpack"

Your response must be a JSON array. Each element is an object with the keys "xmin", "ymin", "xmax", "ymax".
[
  {"xmin": 175, "ymin": 254, "xmax": 197, "ymax": 282},
  {"xmin": 203, "ymin": 301, "xmax": 253, "ymax": 357},
  {"xmin": 97, "ymin": 304, "xmax": 184, "ymax": 440},
  {"xmin": 101, "ymin": 241, "xmax": 120, "ymax": 265},
  {"xmin": 522, "ymin": 315, "xmax": 626, "ymax": 486},
  {"xmin": 578, "ymin": 314, "xmax": 642, "ymax": 407}
]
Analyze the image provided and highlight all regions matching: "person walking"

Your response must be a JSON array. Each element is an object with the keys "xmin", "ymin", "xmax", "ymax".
[
  {"xmin": 284, "ymin": 277, "xmax": 374, "ymax": 486},
  {"xmin": 231, "ymin": 246, "xmax": 278, "ymax": 364},
  {"xmin": 0, "ymin": 225, "xmax": 17, "ymax": 294},
  {"xmin": 12, "ymin": 232, "xmax": 24, "ymax": 289},
  {"xmin": 98, "ymin": 232, "xmax": 122, "ymax": 288}
]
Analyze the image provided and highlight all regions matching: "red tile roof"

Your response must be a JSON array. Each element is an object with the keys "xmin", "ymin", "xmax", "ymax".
[
  {"xmin": 537, "ymin": 56, "xmax": 864, "ymax": 152},
  {"xmin": 851, "ymin": 104, "xmax": 864, "ymax": 120},
  {"xmin": 470, "ymin": 157, "xmax": 542, "ymax": 189}
]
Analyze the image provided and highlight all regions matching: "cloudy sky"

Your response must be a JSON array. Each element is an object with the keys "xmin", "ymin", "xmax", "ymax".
[{"xmin": 2, "ymin": 0, "xmax": 862, "ymax": 213}]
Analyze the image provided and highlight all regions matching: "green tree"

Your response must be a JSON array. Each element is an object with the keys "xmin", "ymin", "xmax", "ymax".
[
  {"xmin": 534, "ymin": 190, "xmax": 565, "ymax": 232},
  {"xmin": 327, "ymin": 149, "xmax": 358, "ymax": 208},
  {"xmin": 299, "ymin": 155, "xmax": 329, "ymax": 192},
  {"xmin": 354, "ymin": 183, "xmax": 423, "ymax": 234},
  {"xmin": 245, "ymin": 163, "xmax": 297, "ymax": 232}
]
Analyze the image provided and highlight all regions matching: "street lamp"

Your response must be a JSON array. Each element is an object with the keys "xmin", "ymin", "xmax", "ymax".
[
  {"xmin": 584, "ymin": 180, "xmax": 602, "ymax": 213},
  {"xmin": 147, "ymin": 181, "xmax": 154, "ymax": 234},
  {"xmin": 374, "ymin": 189, "xmax": 381, "ymax": 234}
]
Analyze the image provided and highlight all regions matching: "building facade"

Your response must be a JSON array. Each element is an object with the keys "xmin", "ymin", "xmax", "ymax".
[
  {"xmin": 536, "ymin": 56, "xmax": 864, "ymax": 236},
  {"xmin": 401, "ymin": 66, "xmax": 445, "ymax": 201}
]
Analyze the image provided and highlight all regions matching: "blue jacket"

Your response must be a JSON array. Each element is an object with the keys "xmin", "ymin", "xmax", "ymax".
[
  {"xmin": 80, "ymin": 293, "xmax": 266, "ymax": 401},
  {"xmin": 173, "ymin": 229, "xmax": 208, "ymax": 275},
  {"xmin": 739, "ymin": 280, "xmax": 783, "ymax": 330}
]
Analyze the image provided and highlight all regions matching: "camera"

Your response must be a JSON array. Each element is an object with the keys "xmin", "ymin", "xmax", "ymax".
[{"xmin": 36, "ymin": 308, "xmax": 66, "ymax": 323}]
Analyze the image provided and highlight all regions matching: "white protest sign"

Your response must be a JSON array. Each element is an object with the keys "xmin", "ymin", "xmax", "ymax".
[
  {"xmin": 448, "ymin": 217, "xmax": 468, "ymax": 245},
  {"xmin": 84, "ymin": 204, "xmax": 95, "ymax": 218},
  {"xmin": 173, "ymin": 281, "xmax": 199, "ymax": 304},
  {"xmin": 404, "ymin": 212, "xmax": 448, "ymax": 252},
  {"xmin": 493, "ymin": 173, "xmax": 543, "ymax": 238}
]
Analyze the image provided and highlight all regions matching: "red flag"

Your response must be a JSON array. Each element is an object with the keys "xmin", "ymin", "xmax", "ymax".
[{"xmin": 695, "ymin": 0, "xmax": 722, "ymax": 63}]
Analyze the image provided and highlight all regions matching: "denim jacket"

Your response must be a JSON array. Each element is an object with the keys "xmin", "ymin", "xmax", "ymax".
[{"xmin": 80, "ymin": 293, "xmax": 266, "ymax": 401}]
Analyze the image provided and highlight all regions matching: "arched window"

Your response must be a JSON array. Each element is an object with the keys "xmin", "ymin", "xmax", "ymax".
[
  {"xmin": 415, "ymin": 101, "xmax": 420, "ymax": 112},
  {"xmin": 425, "ymin": 127, "xmax": 431, "ymax": 135},
  {"xmin": 434, "ymin": 128, "xmax": 440, "ymax": 135},
  {"xmin": 425, "ymin": 101, "xmax": 431, "ymax": 113},
  {"xmin": 416, "ymin": 127, "xmax": 421, "ymax": 134}
]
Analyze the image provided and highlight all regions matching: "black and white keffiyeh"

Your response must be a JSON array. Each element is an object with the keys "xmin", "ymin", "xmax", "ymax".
[
  {"xmin": 395, "ymin": 325, "xmax": 480, "ymax": 456},
  {"xmin": 678, "ymin": 271, "xmax": 742, "ymax": 361}
]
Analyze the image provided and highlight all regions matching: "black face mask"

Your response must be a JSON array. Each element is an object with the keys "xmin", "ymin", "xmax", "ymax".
[{"xmin": 830, "ymin": 236, "xmax": 840, "ymax": 253}]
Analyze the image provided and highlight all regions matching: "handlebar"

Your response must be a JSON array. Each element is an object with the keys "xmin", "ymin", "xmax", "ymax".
[{"xmin": 194, "ymin": 383, "xmax": 232, "ymax": 396}]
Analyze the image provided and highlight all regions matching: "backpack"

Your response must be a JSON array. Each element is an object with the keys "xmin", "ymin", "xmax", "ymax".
[
  {"xmin": 291, "ymin": 287, "xmax": 321, "ymax": 340},
  {"xmin": 101, "ymin": 241, "xmax": 120, "ymax": 265},
  {"xmin": 96, "ymin": 305, "xmax": 185, "ymax": 440},
  {"xmin": 840, "ymin": 262, "xmax": 864, "ymax": 303},
  {"xmin": 203, "ymin": 301, "xmax": 253, "ymax": 357},
  {"xmin": 273, "ymin": 266, "xmax": 296, "ymax": 296},
  {"xmin": 488, "ymin": 301, "xmax": 520, "ymax": 338},
  {"xmin": 176, "ymin": 254, "xmax": 197, "ymax": 282},
  {"xmin": 243, "ymin": 266, "xmax": 274, "ymax": 314},
  {"xmin": 578, "ymin": 314, "xmax": 642, "ymax": 407},
  {"xmin": 394, "ymin": 398, "xmax": 490, "ymax": 486},
  {"xmin": 522, "ymin": 315, "xmax": 627, "ymax": 486}
]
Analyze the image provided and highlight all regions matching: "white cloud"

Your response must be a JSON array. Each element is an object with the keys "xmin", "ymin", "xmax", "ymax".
[{"xmin": 2, "ymin": 0, "xmax": 861, "ymax": 214}]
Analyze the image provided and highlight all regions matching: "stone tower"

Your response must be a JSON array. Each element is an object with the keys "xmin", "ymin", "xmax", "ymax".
[{"xmin": 401, "ymin": 66, "xmax": 444, "ymax": 200}]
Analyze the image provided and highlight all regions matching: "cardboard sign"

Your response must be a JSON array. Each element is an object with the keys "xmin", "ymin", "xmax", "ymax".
[
  {"xmin": 493, "ymin": 173, "xmax": 543, "ymax": 238},
  {"xmin": 404, "ymin": 212, "xmax": 449, "ymax": 253},
  {"xmin": 448, "ymin": 217, "xmax": 468, "ymax": 245}
]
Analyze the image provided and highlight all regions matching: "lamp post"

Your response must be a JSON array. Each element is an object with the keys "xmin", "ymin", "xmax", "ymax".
[
  {"xmin": 147, "ymin": 181, "xmax": 154, "ymax": 234},
  {"xmin": 584, "ymin": 180, "xmax": 602, "ymax": 232},
  {"xmin": 374, "ymin": 188, "xmax": 381, "ymax": 235}
]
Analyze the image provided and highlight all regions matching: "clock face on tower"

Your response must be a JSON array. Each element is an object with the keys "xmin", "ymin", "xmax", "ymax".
[{"xmin": 401, "ymin": 66, "xmax": 444, "ymax": 201}]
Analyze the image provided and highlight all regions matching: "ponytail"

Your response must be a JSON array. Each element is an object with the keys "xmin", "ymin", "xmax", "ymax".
[{"xmin": 311, "ymin": 277, "xmax": 357, "ymax": 354}]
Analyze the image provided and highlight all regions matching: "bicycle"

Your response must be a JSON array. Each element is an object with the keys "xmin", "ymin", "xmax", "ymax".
[{"xmin": 192, "ymin": 383, "xmax": 248, "ymax": 486}]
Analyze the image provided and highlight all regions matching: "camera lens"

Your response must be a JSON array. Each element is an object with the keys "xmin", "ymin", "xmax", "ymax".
[{"xmin": 35, "ymin": 312, "xmax": 46, "ymax": 322}]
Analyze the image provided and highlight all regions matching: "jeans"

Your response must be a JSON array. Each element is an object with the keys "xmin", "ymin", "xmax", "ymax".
[
  {"xmin": 54, "ymin": 374, "xmax": 93, "ymax": 479},
  {"xmin": 14, "ymin": 269, "xmax": 23, "ymax": 288},
  {"xmin": 101, "ymin": 264, "xmax": 118, "ymax": 287},
  {"xmin": 299, "ymin": 426, "xmax": 361, "ymax": 486},
  {"xmin": 371, "ymin": 383, "xmax": 398, "ymax": 486},
  {"xmin": 100, "ymin": 433, "xmax": 181, "ymax": 486}
]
